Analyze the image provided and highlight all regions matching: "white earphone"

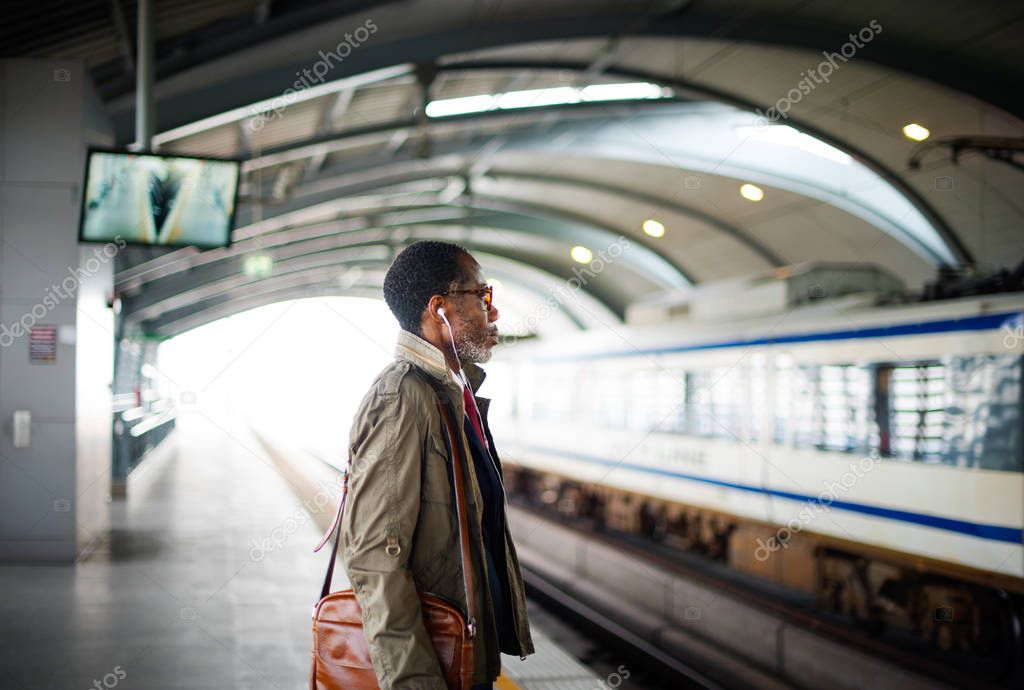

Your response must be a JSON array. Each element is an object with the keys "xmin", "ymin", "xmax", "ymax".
[
  {"xmin": 435, "ymin": 304, "xmax": 498, "ymax": 468},
  {"xmin": 436, "ymin": 306, "xmax": 472, "ymax": 389}
]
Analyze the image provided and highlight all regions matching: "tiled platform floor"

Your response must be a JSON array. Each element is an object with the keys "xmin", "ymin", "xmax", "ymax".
[{"xmin": 0, "ymin": 412, "xmax": 603, "ymax": 690}]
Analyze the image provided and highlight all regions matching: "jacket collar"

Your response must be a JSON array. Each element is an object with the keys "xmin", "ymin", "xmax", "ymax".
[{"xmin": 394, "ymin": 329, "xmax": 487, "ymax": 394}]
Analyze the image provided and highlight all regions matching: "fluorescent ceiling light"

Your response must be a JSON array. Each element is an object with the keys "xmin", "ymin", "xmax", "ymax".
[
  {"xmin": 740, "ymin": 183, "xmax": 764, "ymax": 201},
  {"xmin": 425, "ymin": 94, "xmax": 498, "ymax": 117},
  {"xmin": 497, "ymin": 87, "xmax": 580, "ymax": 109},
  {"xmin": 902, "ymin": 123, "xmax": 930, "ymax": 141},
  {"xmin": 581, "ymin": 83, "xmax": 665, "ymax": 101},
  {"xmin": 426, "ymin": 82, "xmax": 671, "ymax": 118},
  {"xmin": 642, "ymin": 219, "xmax": 666, "ymax": 238},
  {"xmin": 570, "ymin": 245, "xmax": 593, "ymax": 263},
  {"xmin": 243, "ymin": 254, "xmax": 274, "ymax": 278}
]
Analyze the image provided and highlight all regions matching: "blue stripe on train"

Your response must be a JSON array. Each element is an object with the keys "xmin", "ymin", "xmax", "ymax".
[
  {"xmin": 521, "ymin": 444, "xmax": 1024, "ymax": 545},
  {"xmin": 541, "ymin": 311, "xmax": 1023, "ymax": 361}
]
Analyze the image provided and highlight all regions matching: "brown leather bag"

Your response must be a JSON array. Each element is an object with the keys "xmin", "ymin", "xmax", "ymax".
[{"xmin": 310, "ymin": 393, "xmax": 476, "ymax": 690}]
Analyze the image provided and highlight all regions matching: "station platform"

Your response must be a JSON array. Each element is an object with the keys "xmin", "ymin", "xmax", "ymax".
[{"xmin": 0, "ymin": 412, "xmax": 604, "ymax": 690}]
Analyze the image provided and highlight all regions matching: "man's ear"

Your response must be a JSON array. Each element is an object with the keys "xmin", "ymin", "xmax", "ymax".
[{"xmin": 427, "ymin": 295, "xmax": 446, "ymax": 322}]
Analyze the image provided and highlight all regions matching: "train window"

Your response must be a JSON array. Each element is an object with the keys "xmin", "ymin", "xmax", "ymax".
[
  {"xmin": 774, "ymin": 355, "xmax": 793, "ymax": 445},
  {"xmin": 791, "ymin": 365, "xmax": 820, "ymax": 449},
  {"xmin": 943, "ymin": 354, "xmax": 1022, "ymax": 471},
  {"xmin": 708, "ymin": 365, "xmax": 746, "ymax": 440},
  {"xmin": 819, "ymin": 365, "xmax": 870, "ymax": 453},
  {"xmin": 875, "ymin": 361, "xmax": 947, "ymax": 463},
  {"xmin": 789, "ymin": 355, "xmax": 1024, "ymax": 471},
  {"xmin": 787, "ymin": 363, "xmax": 869, "ymax": 453},
  {"xmin": 626, "ymin": 368, "xmax": 657, "ymax": 431},
  {"xmin": 574, "ymin": 363, "xmax": 598, "ymax": 426},
  {"xmin": 649, "ymin": 368, "xmax": 688, "ymax": 433},
  {"xmin": 594, "ymin": 366, "xmax": 627, "ymax": 429},
  {"xmin": 896, "ymin": 366, "xmax": 945, "ymax": 457},
  {"xmin": 662, "ymin": 369, "xmax": 689, "ymax": 434},
  {"xmin": 685, "ymin": 370, "xmax": 714, "ymax": 437},
  {"xmin": 749, "ymin": 354, "xmax": 766, "ymax": 442}
]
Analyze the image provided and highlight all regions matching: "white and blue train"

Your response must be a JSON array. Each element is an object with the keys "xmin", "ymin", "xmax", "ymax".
[{"xmin": 488, "ymin": 276, "xmax": 1023, "ymax": 657}]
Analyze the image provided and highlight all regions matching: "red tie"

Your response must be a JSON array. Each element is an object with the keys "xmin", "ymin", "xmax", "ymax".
[{"xmin": 463, "ymin": 385, "xmax": 486, "ymax": 445}]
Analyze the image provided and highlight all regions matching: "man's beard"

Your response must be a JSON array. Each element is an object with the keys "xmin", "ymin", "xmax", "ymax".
[{"xmin": 455, "ymin": 325, "xmax": 497, "ymax": 364}]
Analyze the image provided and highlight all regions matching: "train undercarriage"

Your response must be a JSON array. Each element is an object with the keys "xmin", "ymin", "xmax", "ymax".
[{"xmin": 503, "ymin": 463, "xmax": 1024, "ymax": 680}]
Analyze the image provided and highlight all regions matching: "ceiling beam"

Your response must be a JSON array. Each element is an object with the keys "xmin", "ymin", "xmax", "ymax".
[
  {"xmin": 139, "ymin": 234, "xmax": 623, "ymax": 335},
  {"xmin": 100, "ymin": 7, "xmax": 1024, "ymax": 142},
  {"xmin": 121, "ymin": 203, "xmax": 672, "ymax": 320},
  {"xmin": 230, "ymin": 84, "xmax": 962, "ymax": 268},
  {"xmin": 443, "ymin": 60, "xmax": 973, "ymax": 269},
  {"xmin": 243, "ymin": 145, "xmax": 784, "ymax": 270},
  {"xmin": 108, "ymin": 0, "xmax": 134, "ymax": 75},
  {"xmin": 306, "ymin": 86, "xmax": 356, "ymax": 176}
]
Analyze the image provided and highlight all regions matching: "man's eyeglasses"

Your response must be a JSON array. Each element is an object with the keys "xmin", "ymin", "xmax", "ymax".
[{"xmin": 443, "ymin": 285, "xmax": 493, "ymax": 309}]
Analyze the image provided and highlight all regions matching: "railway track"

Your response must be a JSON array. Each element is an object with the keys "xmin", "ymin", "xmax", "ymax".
[{"xmin": 508, "ymin": 500, "xmax": 1016, "ymax": 690}]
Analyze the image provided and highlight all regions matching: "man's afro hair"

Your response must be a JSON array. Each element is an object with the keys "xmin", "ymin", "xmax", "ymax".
[{"xmin": 382, "ymin": 240, "xmax": 470, "ymax": 334}]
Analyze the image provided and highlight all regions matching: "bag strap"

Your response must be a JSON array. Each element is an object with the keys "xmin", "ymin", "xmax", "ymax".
[
  {"xmin": 433, "ymin": 391, "xmax": 478, "ymax": 639},
  {"xmin": 313, "ymin": 469, "xmax": 348, "ymax": 601},
  {"xmin": 313, "ymin": 372, "xmax": 477, "ymax": 639}
]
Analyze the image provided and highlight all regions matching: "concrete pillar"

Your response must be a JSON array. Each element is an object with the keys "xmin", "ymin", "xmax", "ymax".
[{"xmin": 0, "ymin": 59, "xmax": 116, "ymax": 562}]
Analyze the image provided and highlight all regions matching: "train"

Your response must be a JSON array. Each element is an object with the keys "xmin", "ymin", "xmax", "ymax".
[{"xmin": 486, "ymin": 264, "xmax": 1024, "ymax": 664}]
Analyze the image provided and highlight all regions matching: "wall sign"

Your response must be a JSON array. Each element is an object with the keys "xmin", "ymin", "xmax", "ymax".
[{"xmin": 29, "ymin": 325, "xmax": 57, "ymax": 364}]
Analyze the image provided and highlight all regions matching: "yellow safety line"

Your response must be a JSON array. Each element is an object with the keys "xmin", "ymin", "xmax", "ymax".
[{"xmin": 495, "ymin": 672, "xmax": 521, "ymax": 690}]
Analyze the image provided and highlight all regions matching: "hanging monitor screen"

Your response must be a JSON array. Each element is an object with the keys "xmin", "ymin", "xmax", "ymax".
[{"xmin": 79, "ymin": 149, "xmax": 240, "ymax": 249}]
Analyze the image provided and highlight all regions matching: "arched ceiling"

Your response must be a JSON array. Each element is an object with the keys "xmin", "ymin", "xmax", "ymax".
[{"xmin": 9, "ymin": 0, "xmax": 1023, "ymax": 337}]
